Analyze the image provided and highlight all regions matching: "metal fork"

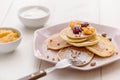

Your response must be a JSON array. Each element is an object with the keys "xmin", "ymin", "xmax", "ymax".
[{"xmin": 19, "ymin": 51, "xmax": 72, "ymax": 80}]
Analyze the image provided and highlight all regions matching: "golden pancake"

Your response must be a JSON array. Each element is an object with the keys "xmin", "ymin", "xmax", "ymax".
[
  {"xmin": 58, "ymin": 47, "xmax": 94, "ymax": 66},
  {"xmin": 46, "ymin": 35, "xmax": 70, "ymax": 50},
  {"xmin": 86, "ymin": 35, "xmax": 115, "ymax": 57},
  {"xmin": 66, "ymin": 27, "xmax": 96, "ymax": 39},
  {"xmin": 67, "ymin": 35, "xmax": 99, "ymax": 47},
  {"xmin": 60, "ymin": 28, "xmax": 87, "ymax": 43}
]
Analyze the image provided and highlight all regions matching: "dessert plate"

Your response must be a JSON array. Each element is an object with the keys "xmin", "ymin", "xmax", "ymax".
[{"xmin": 33, "ymin": 22, "xmax": 120, "ymax": 70}]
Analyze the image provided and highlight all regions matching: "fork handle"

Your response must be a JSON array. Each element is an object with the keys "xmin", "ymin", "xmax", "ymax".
[{"xmin": 19, "ymin": 70, "xmax": 47, "ymax": 80}]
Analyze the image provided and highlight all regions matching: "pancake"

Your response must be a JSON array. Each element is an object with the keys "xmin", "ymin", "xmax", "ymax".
[
  {"xmin": 67, "ymin": 35, "xmax": 99, "ymax": 47},
  {"xmin": 66, "ymin": 27, "xmax": 96, "ymax": 39},
  {"xmin": 86, "ymin": 35, "xmax": 115, "ymax": 57},
  {"xmin": 60, "ymin": 28, "xmax": 87, "ymax": 43},
  {"xmin": 46, "ymin": 35, "xmax": 71, "ymax": 50},
  {"xmin": 58, "ymin": 47, "xmax": 94, "ymax": 66}
]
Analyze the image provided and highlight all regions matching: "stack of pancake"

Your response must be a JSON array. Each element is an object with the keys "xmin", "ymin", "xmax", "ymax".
[
  {"xmin": 60, "ymin": 27, "xmax": 98, "ymax": 47},
  {"xmin": 46, "ymin": 21, "xmax": 115, "ymax": 66}
]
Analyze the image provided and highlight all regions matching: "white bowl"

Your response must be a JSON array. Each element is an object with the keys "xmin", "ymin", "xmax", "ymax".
[
  {"xmin": 18, "ymin": 5, "xmax": 50, "ymax": 28},
  {"xmin": 0, "ymin": 27, "xmax": 22, "ymax": 54}
]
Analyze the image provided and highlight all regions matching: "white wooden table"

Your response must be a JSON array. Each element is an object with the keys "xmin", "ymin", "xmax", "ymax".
[{"xmin": 0, "ymin": 0, "xmax": 120, "ymax": 80}]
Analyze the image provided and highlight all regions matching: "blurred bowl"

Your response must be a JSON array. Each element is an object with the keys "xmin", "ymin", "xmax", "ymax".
[
  {"xmin": 0, "ymin": 27, "xmax": 22, "ymax": 54},
  {"xmin": 18, "ymin": 5, "xmax": 50, "ymax": 28}
]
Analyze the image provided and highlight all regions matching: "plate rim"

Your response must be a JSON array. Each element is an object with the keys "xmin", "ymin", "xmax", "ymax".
[{"xmin": 33, "ymin": 21, "xmax": 120, "ymax": 70}]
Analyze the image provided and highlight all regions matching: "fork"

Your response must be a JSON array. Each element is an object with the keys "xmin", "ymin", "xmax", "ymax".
[{"xmin": 19, "ymin": 52, "xmax": 72, "ymax": 80}]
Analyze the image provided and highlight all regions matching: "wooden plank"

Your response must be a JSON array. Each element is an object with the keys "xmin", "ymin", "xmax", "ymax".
[
  {"xmin": 0, "ymin": 0, "xmax": 14, "ymax": 25},
  {"xmin": 0, "ymin": 0, "xmax": 42, "ymax": 79},
  {"xmin": 47, "ymin": 0, "xmax": 100, "ymax": 26},
  {"xmin": 99, "ymin": 0, "xmax": 120, "ymax": 28}
]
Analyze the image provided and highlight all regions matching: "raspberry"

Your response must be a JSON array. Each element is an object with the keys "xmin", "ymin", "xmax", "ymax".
[
  {"xmin": 81, "ymin": 22, "xmax": 89, "ymax": 27},
  {"xmin": 73, "ymin": 26, "xmax": 82, "ymax": 34}
]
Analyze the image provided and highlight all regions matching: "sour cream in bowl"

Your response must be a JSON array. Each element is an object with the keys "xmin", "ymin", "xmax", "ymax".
[
  {"xmin": 18, "ymin": 5, "xmax": 50, "ymax": 28},
  {"xmin": 0, "ymin": 27, "xmax": 22, "ymax": 54}
]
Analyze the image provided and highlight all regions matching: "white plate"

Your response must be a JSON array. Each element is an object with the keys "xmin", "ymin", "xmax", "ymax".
[{"xmin": 33, "ymin": 22, "xmax": 120, "ymax": 70}]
